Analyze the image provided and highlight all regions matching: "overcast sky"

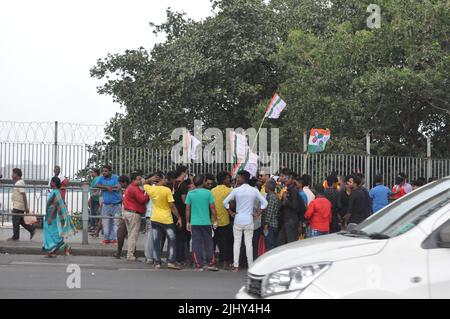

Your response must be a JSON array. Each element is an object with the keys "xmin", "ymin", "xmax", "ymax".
[{"xmin": 0, "ymin": 0, "xmax": 213, "ymax": 125}]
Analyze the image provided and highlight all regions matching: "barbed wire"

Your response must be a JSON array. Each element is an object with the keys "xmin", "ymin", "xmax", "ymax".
[{"xmin": 0, "ymin": 121, "xmax": 106, "ymax": 145}]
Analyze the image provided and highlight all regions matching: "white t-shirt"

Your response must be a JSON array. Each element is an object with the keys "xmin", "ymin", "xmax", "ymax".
[
  {"xmin": 303, "ymin": 186, "xmax": 316, "ymax": 206},
  {"xmin": 145, "ymin": 199, "xmax": 153, "ymax": 218},
  {"xmin": 223, "ymin": 184, "xmax": 268, "ymax": 226},
  {"xmin": 12, "ymin": 180, "xmax": 26, "ymax": 211}
]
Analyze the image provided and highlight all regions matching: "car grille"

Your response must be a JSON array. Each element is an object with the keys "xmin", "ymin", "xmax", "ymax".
[{"xmin": 246, "ymin": 274, "xmax": 264, "ymax": 298}]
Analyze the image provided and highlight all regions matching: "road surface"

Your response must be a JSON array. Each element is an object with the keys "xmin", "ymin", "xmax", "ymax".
[{"xmin": 0, "ymin": 253, "xmax": 246, "ymax": 298}]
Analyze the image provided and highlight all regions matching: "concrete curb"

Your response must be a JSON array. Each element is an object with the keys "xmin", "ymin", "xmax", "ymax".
[{"xmin": 0, "ymin": 245, "xmax": 147, "ymax": 257}]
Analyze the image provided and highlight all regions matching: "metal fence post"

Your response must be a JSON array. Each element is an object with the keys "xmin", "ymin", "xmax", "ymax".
[
  {"xmin": 303, "ymin": 132, "xmax": 307, "ymax": 153},
  {"xmin": 81, "ymin": 183, "xmax": 89, "ymax": 245},
  {"xmin": 119, "ymin": 125, "xmax": 123, "ymax": 175},
  {"xmin": 118, "ymin": 125, "xmax": 123, "ymax": 175},
  {"xmin": 303, "ymin": 131, "xmax": 308, "ymax": 174},
  {"xmin": 54, "ymin": 121, "xmax": 58, "ymax": 168},
  {"xmin": 365, "ymin": 133, "xmax": 371, "ymax": 189},
  {"xmin": 427, "ymin": 137, "xmax": 432, "ymax": 180}
]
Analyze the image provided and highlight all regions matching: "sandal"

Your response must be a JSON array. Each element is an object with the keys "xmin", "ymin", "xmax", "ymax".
[
  {"xmin": 64, "ymin": 246, "xmax": 72, "ymax": 256},
  {"xmin": 167, "ymin": 263, "xmax": 182, "ymax": 270},
  {"xmin": 230, "ymin": 266, "xmax": 240, "ymax": 273}
]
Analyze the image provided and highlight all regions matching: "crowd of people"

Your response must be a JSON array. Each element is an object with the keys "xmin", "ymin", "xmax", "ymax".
[
  {"xmin": 5, "ymin": 164, "xmax": 436, "ymax": 270},
  {"xmin": 84, "ymin": 165, "xmax": 434, "ymax": 272}
]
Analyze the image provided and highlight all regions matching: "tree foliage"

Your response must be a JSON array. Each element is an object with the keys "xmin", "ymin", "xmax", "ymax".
[
  {"xmin": 91, "ymin": 0, "xmax": 279, "ymax": 148},
  {"xmin": 260, "ymin": 0, "xmax": 449, "ymax": 156},
  {"xmin": 91, "ymin": 0, "xmax": 449, "ymax": 157}
]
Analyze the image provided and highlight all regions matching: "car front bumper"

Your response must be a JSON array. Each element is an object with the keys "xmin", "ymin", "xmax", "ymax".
[{"xmin": 235, "ymin": 284, "xmax": 333, "ymax": 299}]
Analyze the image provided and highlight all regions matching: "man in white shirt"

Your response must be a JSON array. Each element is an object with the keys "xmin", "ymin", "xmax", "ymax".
[
  {"xmin": 223, "ymin": 170, "xmax": 268, "ymax": 272},
  {"xmin": 9, "ymin": 168, "xmax": 35, "ymax": 241},
  {"xmin": 301, "ymin": 174, "xmax": 316, "ymax": 206}
]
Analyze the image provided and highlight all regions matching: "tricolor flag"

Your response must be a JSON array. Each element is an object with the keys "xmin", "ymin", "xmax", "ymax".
[
  {"xmin": 231, "ymin": 152, "xmax": 259, "ymax": 178},
  {"xmin": 183, "ymin": 130, "xmax": 201, "ymax": 160},
  {"xmin": 307, "ymin": 129, "xmax": 331, "ymax": 153},
  {"xmin": 243, "ymin": 152, "xmax": 259, "ymax": 177},
  {"xmin": 229, "ymin": 131, "xmax": 248, "ymax": 162},
  {"xmin": 231, "ymin": 160, "xmax": 245, "ymax": 178},
  {"xmin": 265, "ymin": 94, "xmax": 287, "ymax": 119}
]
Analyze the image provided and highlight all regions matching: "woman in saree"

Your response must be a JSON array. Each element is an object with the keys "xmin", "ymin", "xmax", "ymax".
[{"xmin": 43, "ymin": 177, "xmax": 77, "ymax": 257}]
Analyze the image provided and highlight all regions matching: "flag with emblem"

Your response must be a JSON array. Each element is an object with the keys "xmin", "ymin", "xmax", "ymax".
[{"xmin": 307, "ymin": 129, "xmax": 331, "ymax": 153}]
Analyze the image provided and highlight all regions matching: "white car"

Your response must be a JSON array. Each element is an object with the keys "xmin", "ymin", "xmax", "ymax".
[{"xmin": 236, "ymin": 176, "xmax": 450, "ymax": 299}]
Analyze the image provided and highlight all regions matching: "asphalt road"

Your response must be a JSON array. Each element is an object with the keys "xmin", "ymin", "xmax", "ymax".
[{"xmin": 0, "ymin": 253, "xmax": 246, "ymax": 299}]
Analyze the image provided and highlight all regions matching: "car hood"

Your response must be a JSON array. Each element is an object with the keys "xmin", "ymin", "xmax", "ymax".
[{"xmin": 249, "ymin": 233, "xmax": 387, "ymax": 275}]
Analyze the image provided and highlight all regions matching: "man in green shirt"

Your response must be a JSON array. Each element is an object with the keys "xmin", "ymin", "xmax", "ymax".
[{"xmin": 186, "ymin": 175, "xmax": 218, "ymax": 271}]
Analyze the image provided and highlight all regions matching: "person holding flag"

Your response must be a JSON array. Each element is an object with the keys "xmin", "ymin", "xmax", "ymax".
[{"xmin": 230, "ymin": 93, "xmax": 287, "ymax": 181}]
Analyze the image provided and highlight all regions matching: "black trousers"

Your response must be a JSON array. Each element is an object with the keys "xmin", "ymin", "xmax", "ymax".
[
  {"xmin": 12, "ymin": 209, "xmax": 34, "ymax": 240},
  {"xmin": 214, "ymin": 224, "xmax": 233, "ymax": 263},
  {"xmin": 175, "ymin": 225, "xmax": 191, "ymax": 263},
  {"xmin": 278, "ymin": 219, "xmax": 299, "ymax": 246},
  {"xmin": 330, "ymin": 212, "xmax": 341, "ymax": 233},
  {"xmin": 252, "ymin": 227, "xmax": 262, "ymax": 260}
]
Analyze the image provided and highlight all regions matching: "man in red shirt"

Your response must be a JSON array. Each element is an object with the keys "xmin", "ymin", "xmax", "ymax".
[
  {"xmin": 122, "ymin": 171, "xmax": 150, "ymax": 261},
  {"xmin": 305, "ymin": 185, "xmax": 332, "ymax": 238}
]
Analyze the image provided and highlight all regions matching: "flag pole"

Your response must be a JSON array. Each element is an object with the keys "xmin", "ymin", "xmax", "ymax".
[
  {"xmin": 250, "ymin": 115, "xmax": 266, "ymax": 154},
  {"xmin": 235, "ymin": 114, "xmax": 265, "ymax": 178}
]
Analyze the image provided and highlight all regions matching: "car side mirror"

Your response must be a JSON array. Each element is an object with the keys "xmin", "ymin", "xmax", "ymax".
[
  {"xmin": 347, "ymin": 223, "xmax": 358, "ymax": 232},
  {"xmin": 437, "ymin": 225, "xmax": 450, "ymax": 248}
]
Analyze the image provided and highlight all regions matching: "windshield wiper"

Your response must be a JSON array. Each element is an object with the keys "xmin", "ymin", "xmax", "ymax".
[
  {"xmin": 345, "ymin": 229, "xmax": 390, "ymax": 239},
  {"xmin": 367, "ymin": 232, "xmax": 391, "ymax": 239}
]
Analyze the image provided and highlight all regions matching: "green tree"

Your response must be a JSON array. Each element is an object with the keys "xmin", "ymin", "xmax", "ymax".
[
  {"xmin": 91, "ymin": 0, "xmax": 450, "ymax": 158},
  {"xmin": 252, "ymin": 0, "xmax": 449, "ymax": 156},
  {"xmin": 91, "ymin": 0, "xmax": 279, "ymax": 147}
]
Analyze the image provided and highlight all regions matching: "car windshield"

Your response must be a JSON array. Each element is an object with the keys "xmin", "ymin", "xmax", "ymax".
[{"xmin": 345, "ymin": 178, "xmax": 450, "ymax": 239}]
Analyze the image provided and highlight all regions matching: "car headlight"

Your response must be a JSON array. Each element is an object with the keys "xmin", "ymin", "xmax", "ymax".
[{"xmin": 261, "ymin": 262, "xmax": 332, "ymax": 297}]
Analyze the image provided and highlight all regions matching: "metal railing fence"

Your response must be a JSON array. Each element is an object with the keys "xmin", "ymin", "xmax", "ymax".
[{"xmin": 2, "ymin": 143, "xmax": 449, "ymax": 184}]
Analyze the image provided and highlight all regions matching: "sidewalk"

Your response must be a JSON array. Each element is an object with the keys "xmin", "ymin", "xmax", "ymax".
[{"xmin": 0, "ymin": 226, "xmax": 149, "ymax": 257}]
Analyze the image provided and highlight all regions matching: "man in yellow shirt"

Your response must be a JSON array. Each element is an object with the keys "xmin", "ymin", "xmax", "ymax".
[
  {"xmin": 144, "ymin": 172, "xmax": 182, "ymax": 270},
  {"xmin": 276, "ymin": 168, "xmax": 291, "ymax": 200},
  {"xmin": 211, "ymin": 171, "xmax": 233, "ymax": 270},
  {"xmin": 258, "ymin": 170, "xmax": 270, "ymax": 196}
]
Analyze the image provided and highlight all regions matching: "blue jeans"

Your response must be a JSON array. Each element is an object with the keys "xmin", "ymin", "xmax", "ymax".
[
  {"xmin": 89, "ymin": 201, "xmax": 100, "ymax": 229},
  {"xmin": 101, "ymin": 204, "xmax": 121, "ymax": 241},
  {"xmin": 151, "ymin": 221, "xmax": 176, "ymax": 264},
  {"xmin": 264, "ymin": 226, "xmax": 278, "ymax": 251},
  {"xmin": 144, "ymin": 219, "xmax": 154, "ymax": 262},
  {"xmin": 307, "ymin": 229, "xmax": 328, "ymax": 238}
]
